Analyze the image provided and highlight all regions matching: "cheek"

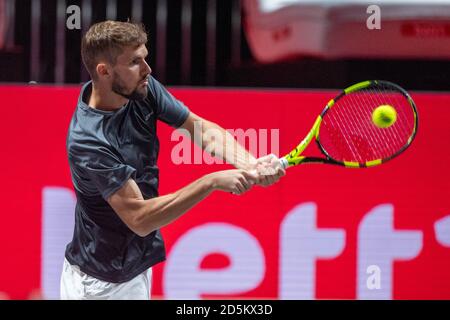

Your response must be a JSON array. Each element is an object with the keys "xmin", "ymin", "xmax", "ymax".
[
  {"xmin": 129, "ymin": 69, "xmax": 142, "ymax": 83},
  {"xmin": 131, "ymin": 65, "xmax": 141, "ymax": 76},
  {"xmin": 118, "ymin": 67, "xmax": 139, "ymax": 81}
]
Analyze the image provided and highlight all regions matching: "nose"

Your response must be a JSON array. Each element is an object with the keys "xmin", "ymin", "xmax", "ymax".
[{"xmin": 143, "ymin": 60, "xmax": 152, "ymax": 76}]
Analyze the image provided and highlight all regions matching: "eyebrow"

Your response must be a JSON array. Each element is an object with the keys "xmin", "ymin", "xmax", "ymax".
[{"xmin": 131, "ymin": 52, "xmax": 149, "ymax": 61}]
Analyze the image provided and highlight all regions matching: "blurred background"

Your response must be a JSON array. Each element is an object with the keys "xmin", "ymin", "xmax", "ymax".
[
  {"xmin": 0, "ymin": 0, "xmax": 449, "ymax": 300},
  {"xmin": 2, "ymin": 0, "xmax": 450, "ymax": 89}
]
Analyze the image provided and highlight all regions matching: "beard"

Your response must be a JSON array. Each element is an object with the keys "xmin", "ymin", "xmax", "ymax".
[{"xmin": 111, "ymin": 72, "xmax": 148, "ymax": 101}]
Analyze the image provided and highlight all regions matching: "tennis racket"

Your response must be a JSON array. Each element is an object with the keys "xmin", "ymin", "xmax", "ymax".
[{"xmin": 278, "ymin": 80, "xmax": 418, "ymax": 169}]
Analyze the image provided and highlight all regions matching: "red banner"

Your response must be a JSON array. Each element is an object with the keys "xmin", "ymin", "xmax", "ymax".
[{"xmin": 0, "ymin": 85, "xmax": 449, "ymax": 300}]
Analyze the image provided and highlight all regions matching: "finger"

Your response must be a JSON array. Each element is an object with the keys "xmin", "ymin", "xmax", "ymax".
[
  {"xmin": 272, "ymin": 166, "xmax": 285, "ymax": 178},
  {"xmin": 256, "ymin": 173, "xmax": 264, "ymax": 183},
  {"xmin": 235, "ymin": 182, "xmax": 246, "ymax": 194},
  {"xmin": 256, "ymin": 165, "xmax": 284, "ymax": 187},
  {"xmin": 247, "ymin": 170, "xmax": 258, "ymax": 185},
  {"xmin": 239, "ymin": 177, "xmax": 251, "ymax": 190},
  {"xmin": 244, "ymin": 179, "xmax": 253, "ymax": 192},
  {"xmin": 266, "ymin": 175, "xmax": 277, "ymax": 185},
  {"xmin": 277, "ymin": 168, "xmax": 286, "ymax": 177},
  {"xmin": 260, "ymin": 175, "xmax": 271, "ymax": 187},
  {"xmin": 258, "ymin": 165, "xmax": 275, "ymax": 176},
  {"xmin": 269, "ymin": 156, "xmax": 282, "ymax": 168},
  {"xmin": 242, "ymin": 171, "xmax": 258, "ymax": 185}
]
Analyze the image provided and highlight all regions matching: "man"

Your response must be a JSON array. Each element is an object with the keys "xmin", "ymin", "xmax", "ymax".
[{"xmin": 61, "ymin": 21, "xmax": 285, "ymax": 300}]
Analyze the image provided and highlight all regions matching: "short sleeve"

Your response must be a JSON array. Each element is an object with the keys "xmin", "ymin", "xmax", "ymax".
[
  {"xmin": 148, "ymin": 76, "xmax": 190, "ymax": 128},
  {"xmin": 71, "ymin": 146, "xmax": 136, "ymax": 201}
]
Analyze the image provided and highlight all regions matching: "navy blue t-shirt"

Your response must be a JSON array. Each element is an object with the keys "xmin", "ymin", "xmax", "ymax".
[{"xmin": 65, "ymin": 76, "xmax": 190, "ymax": 283}]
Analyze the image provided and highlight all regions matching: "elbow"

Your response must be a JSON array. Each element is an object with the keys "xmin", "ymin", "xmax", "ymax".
[
  {"xmin": 134, "ymin": 228, "xmax": 156, "ymax": 238},
  {"xmin": 131, "ymin": 226, "xmax": 149, "ymax": 238},
  {"xmin": 130, "ymin": 222, "xmax": 155, "ymax": 238},
  {"xmin": 129, "ymin": 211, "xmax": 158, "ymax": 238}
]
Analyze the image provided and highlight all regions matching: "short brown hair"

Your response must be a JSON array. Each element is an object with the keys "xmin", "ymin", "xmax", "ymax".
[{"xmin": 81, "ymin": 20, "xmax": 147, "ymax": 80}]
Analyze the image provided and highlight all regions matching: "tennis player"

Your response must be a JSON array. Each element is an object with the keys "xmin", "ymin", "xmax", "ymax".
[{"xmin": 61, "ymin": 21, "xmax": 285, "ymax": 300}]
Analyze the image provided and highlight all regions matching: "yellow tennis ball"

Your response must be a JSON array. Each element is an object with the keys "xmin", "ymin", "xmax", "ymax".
[{"xmin": 372, "ymin": 105, "xmax": 397, "ymax": 128}]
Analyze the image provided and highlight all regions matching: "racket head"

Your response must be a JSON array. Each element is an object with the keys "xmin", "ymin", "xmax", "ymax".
[{"xmin": 315, "ymin": 80, "xmax": 418, "ymax": 168}]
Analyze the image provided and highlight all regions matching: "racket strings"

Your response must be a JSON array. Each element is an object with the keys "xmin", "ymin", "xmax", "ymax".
[
  {"xmin": 374, "ymin": 84, "xmax": 410, "ymax": 142},
  {"xmin": 349, "ymin": 88, "xmax": 409, "ymax": 159},
  {"xmin": 319, "ymin": 84, "xmax": 415, "ymax": 163},
  {"xmin": 325, "ymin": 92, "xmax": 377, "ymax": 162},
  {"xmin": 345, "ymin": 91, "xmax": 376, "ymax": 161},
  {"xmin": 328, "ymin": 102, "xmax": 362, "ymax": 161},
  {"xmin": 355, "ymin": 87, "xmax": 392, "ymax": 155},
  {"xmin": 359, "ymin": 87, "xmax": 412, "ymax": 158}
]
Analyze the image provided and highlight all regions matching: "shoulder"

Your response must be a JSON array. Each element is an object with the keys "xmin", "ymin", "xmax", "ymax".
[
  {"xmin": 147, "ymin": 75, "xmax": 161, "ymax": 95},
  {"xmin": 67, "ymin": 110, "xmax": 109, "ymax": 152},
  {"xmin": 146, "ymin": 75, "xmax": 174, "ymax": 102},
  {"xmin": 67, "ymin": 120, "xmax": 118, "ymax": 170}
]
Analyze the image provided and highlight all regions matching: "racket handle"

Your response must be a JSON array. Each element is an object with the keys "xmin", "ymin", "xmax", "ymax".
[{"xmin": 279, "ymin": 157, "xmax": 289, "ymax": 169}]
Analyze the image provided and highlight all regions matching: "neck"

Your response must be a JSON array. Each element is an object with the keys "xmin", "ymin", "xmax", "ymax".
[{"xmin": 88, "ymin": 81, "xmax": 128, "ymax": 111}]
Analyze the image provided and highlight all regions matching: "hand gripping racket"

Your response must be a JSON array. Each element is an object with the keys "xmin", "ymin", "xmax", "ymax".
[{"xmin": 278, "ymin": 80, "xmax": 418, "ymax": 169}]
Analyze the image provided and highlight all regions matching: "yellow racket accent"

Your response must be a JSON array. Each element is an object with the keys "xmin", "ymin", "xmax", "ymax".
[
  {"xmin": 344, "ymin": 81, "xmax": 372, "ymax": 94},
  {"xmin": 343, "ymin": 161, "xmax": 360, "ymax": 168},
  {"xmin": 365, "ymin": 159, "xmax": 382, "ymax": 167},
  {"xmin": 281, "ymin": 115, "xmax": 322, "ymax": 167},
  {"xmin": 285, "ymin": 156, "xmax": 306, "ymax": 166}
]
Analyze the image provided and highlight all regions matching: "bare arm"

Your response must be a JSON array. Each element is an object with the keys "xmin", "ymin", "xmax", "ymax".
[
  {"xmin": 107, "ymin": 170, "xmax": 257, "ymax": 237},
  {"xmin": 178, "ymin": 112, "xmax": 286, "ymax": 186},
  {"xmin": 179, "ymin": 112, "xmax": 257, "ymax": 170}
]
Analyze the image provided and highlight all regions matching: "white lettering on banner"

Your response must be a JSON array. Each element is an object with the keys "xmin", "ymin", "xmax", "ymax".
[
  {"xmin": 41, "ymin": 188, "xmax": 432, "ymax": 299},
  {"xmin": 163, "ymin": 223, "xmax": 265, "ymax": 299},
  {"xmin": 279, "ymin": 202, "xmax": 346, "ymax": 300},
  {"xmin": 434, "ymin": 215, "xmax": 450, "ymax": 247},
  {"xmin": 357, "ymin": 204, "xmax": 422, "ymax": 300},
  {"xmin": 41, "ymin": 187, "xmax": 76, "ymax": 300}
]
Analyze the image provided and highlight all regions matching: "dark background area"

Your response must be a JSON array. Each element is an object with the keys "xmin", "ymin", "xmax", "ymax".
[{"xmin": 1, "ymin": 0, "xmax": 450, "ymax": 91}]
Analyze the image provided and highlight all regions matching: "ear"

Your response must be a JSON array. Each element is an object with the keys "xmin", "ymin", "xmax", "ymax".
[{"xmin": 96, "ymin": 63, "xmax": 110, "ymax": 78}]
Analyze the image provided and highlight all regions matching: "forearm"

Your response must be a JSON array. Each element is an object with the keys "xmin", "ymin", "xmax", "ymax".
[
  {"xmin": 133, "ymin": 174, "xmax": 215, "ymax": 236},
  {"xmin": 202, "ymin": 121, "xmax": 257, "ymax": 170}
]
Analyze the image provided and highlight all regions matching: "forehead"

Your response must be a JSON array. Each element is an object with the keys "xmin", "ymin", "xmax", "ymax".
[{"xmin": 117, "ymin": 44, "xmax": 148, "ymax": 61}]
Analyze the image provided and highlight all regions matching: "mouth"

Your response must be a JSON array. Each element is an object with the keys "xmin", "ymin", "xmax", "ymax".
[{"xmin": 139, "ymin": 76, "xmax": 149, "ymax": 86}]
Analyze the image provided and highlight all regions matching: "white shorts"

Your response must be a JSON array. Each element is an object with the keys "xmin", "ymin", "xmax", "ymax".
[{"xmin": 60, "ymin": 258, "xmax": 152, "ymax": 300}]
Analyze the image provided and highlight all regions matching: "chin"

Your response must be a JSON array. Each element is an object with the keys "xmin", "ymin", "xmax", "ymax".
[
  {"xmin": 127, "ymin": 85, "xmax": 148, "ymax": 101},
  {"xmin": 137, "ymin": 86, "xmax": 148, "ymax": 98}
]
